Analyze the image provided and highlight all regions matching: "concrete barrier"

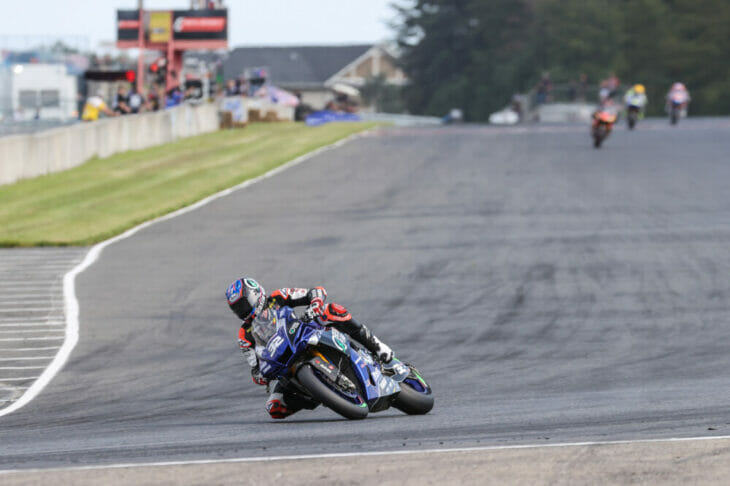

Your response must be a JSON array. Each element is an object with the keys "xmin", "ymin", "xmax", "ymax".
[
  {"xmin": 0, "ymin": 102, "xmax": 219, "ymax": 186},
  {"xmin": 534, "ymin": 103, "xmax": 596, "ymax": 123}
]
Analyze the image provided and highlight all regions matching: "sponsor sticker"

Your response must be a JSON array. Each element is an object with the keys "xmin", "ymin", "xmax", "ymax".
[{"xmin": 226, "ymin": 280, "xmax": 242, "ymax": 304}]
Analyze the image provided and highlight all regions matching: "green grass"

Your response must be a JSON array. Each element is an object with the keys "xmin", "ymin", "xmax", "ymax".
[{"xmin": 0, "ymin": 122, "xmax": 378, "ymax": 247}]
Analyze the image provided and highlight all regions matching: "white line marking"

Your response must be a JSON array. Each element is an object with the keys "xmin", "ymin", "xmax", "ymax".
[
  {"xmin": 0, "ymin": 293, "xmax": 51, "ymax": 304},
  {"xmin": 0, "ymin": 366, "xmax": 45, "ymax": 370},
  {"xmin": 0, "ymin": 376, "xmax": 39, "ymax": 381},
  {"xmin": 0, "ymin": 283, "xmax": 62, "ymax": 287},
  {"xmin": 0, "ymin": 337, "xmax": 64, "ymax": 342},
  {"xmin": 0, "ymin": 132, "xmax": 365, "ymax": 418},
  {"xmin": 0, "ymin": 324, "xmax": 64, "ymax": 328},
  {"xmin": 0, "ymin": 329, "xmax": 58, "ymax": 334},
  {"xmin": 1, "ymin": 435, "xmax": 730, "ymax": 475},
  {"xmin": 0, "ymin": 357, "xmax": 53, "ymax": 361},
  {"xmin": 0, "ymin": 347, "xmax": 60, "ymax": 351},
  {"xmin": 0, "ymin": 316, "xmax": 66, "ymax": 325},
  {"xmin": 0, "ymin": 307, "xmax": 56, "ymax": 311}
]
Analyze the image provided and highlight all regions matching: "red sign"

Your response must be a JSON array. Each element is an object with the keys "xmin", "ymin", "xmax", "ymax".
[
  {"xmin": 173, "ymin": 17, "xmax": 226, "ymax": 33},
  {"xmin": 118, "ymin": 19, "xmax": 140, "ymax": 29}
]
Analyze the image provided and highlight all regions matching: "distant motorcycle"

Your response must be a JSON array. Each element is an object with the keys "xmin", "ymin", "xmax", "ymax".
[
  {"xmin": 591, "ymin": 106, "xmax": 618, "ymax": 148},
  {"xmin": 667, "ymin": 91, "xmax": 689, "ymax": 125},
  {"xmin": 624, "ymin": 86, "xmax": 647, "ymax": 130},
  {"xmin": 625, "ymin": 93, "xmax": 645, "ymax": 130},
  {"xmin": 626, "ymin": 104, "xmax": 640, "ymax": 130}
]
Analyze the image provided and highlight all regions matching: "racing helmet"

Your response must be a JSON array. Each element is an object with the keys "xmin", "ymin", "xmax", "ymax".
[
  {"xmin": 226, "ymin": 278, "xmax": 266, "ymax": 323},
  {"xmin": 634, "ymin": 84, "xmax": 645, "ymax": 94}
]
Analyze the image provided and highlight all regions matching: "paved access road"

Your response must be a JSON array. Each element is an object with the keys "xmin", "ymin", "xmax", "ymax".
[{"xmin": 1, "ymin": 119, "xmax": 729, "ymax": 473}]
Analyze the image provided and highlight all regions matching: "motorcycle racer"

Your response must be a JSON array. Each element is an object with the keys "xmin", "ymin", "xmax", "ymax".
[
  {"xmin": 624, "ymin": 84, "xmax": 648, "ymax": 114},
  {"xmin": 226, "ymin": 277, "xmax": 394, "ymax": 419},
  {"xmin": 666, "ymin": 82, "xmax": 690, "ymax": 110}
]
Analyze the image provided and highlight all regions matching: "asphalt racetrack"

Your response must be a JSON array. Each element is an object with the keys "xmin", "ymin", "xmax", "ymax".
[{"xmin": 1, "ymin": 118, "xmax": 730, "ymax": 481}]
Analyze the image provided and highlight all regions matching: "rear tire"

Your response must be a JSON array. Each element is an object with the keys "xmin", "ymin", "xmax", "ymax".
[
  {"xmin": 392, "ymin": 380, "xmax": 434, "ymax": 415},
  {"xmin": 296, "ymin": 364, "xmax": 368, "ymax": 420}
]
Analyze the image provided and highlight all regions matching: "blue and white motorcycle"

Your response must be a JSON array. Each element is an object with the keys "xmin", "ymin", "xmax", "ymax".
[{"xmin": 252, "ymin": 304, "xmax": 434, "ymax": 420}]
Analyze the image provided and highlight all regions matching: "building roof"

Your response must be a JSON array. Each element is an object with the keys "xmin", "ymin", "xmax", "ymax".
[{"xmin": 223, "ymin": 44, "xmax": 373, "ymax": 86}]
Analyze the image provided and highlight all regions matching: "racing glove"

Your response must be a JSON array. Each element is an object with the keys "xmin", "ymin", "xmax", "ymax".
[
  {"xmin": 251, "ymin": 365, "xmax": 268, "ymax": 386},
  {"xmin": 301, "ymin": 302, "xmax": 324, "ymax": 322},
  {"xmin": 242, "ymin": 347, "xmax": 267, "ymax": 386}
]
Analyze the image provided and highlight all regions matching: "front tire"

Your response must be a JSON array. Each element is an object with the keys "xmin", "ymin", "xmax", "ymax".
[
  {"xmin": 393, "ymin": 382, "xmax": 434, "ymax": 415},
  {"xmin": 296, "ymin": 364, "xmax": 368, "ymax": 420}
]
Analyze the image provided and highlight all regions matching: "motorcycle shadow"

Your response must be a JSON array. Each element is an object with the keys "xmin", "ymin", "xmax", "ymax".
[{"xmin": 268, "ymin": 411, "xmax": 408, "ymax": 424}]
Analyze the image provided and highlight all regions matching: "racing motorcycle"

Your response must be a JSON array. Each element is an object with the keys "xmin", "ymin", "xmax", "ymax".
[
  {"xmin": 667, "ymin": 91, "xmax": 689, "ymax": 125},
  {"xmin": 591, "ymin": 106, "xmax": 618, "ymax": 148},
  {"xmin": 625, "ymin": 92, "xmax": 646, "ymax": 130},
  {"xmin": 626, "ymin": 105, "xmax": 640, "ymax": 130},
  {"xmin": 252, "ymin": 304, "xmax": 434, "ymax": 420}
]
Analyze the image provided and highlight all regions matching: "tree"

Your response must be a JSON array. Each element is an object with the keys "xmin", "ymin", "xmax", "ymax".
[
  {"xmin": 393, "ymin": 0, "xmax": 534, "ymax": 120},
  {"xmin": 391, "ymin": 0, "xmax": 730, "ymax": 118}
]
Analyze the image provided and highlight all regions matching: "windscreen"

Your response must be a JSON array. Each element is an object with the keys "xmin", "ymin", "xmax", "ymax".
[{"xmin": 251, "ymin": 307, "xmax": 277, "ymax": 346}]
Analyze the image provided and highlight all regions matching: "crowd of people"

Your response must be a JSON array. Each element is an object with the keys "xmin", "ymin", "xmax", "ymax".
[{"xmin": 80, "ymin": 83, "xmax": 197, "ymax": 122}]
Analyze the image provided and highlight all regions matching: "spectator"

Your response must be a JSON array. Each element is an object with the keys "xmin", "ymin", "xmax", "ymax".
[
  {"xmin": 165, "ymin": 86, "xmax": 183, "ymax": 108},
  {"xmin": 127, "ymin": 86, "xmax": 144, "ymax": 114},
  {"xmin": 114, "ymin": 85, "xmax": 132, "ymax": 114},
  {"xmin": 147, "ymin": 84, "xmax": 162, "ymax": 111},
  {"xmin": 81, "ymin": 93, "xmax": 117, "ymax": 121},
  {"xmin": 536, "ymin": 72, "xmax": 552, "ymax": 105},
  {"xmin": 224, "ymin": 79, "xmax": 239, "ymax": 96}
]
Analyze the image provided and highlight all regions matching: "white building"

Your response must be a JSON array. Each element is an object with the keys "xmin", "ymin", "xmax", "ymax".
[{"xmin": 0, "ymin": 63, "xmax": 78, "ymax": 121}]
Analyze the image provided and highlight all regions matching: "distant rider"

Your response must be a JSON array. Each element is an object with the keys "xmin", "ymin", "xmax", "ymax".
[
  {"xmin": 624, "ymin": 84, "xmax": 648, "ymax": 116},
  {"xmin": 666, "ymin": 82, "xmax": 690, "ymax": 111},
  {"xmin": 226, "ymin": 277, "xmax": 394, "ymax": 419}
]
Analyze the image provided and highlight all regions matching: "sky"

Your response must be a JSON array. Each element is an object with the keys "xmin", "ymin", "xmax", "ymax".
[{"xmin": 0, "ymin": 0, "xmax": 400, "ymax": 51}]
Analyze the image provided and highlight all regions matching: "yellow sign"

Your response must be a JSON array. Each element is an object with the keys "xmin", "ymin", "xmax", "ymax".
[{"xmin": 149, "ymin": 11, "xmax": 171, "ymax": 42}]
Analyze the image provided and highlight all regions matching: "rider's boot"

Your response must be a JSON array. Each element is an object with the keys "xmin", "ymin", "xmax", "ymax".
[
  {"xmin": 346, "ymin": 319, "xmax": 394, "ymax": 363},
  {"xmin": 266, "ymin": 382, "xmax": 296, "ymax": 419},
  {"xmin": 324, "ymin": 303, "xmax": 394, "ymax": 363}
]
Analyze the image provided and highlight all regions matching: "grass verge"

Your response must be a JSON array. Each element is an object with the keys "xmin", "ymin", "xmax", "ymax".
[{"xmin": 0, "ymin": 121, "xmax": 378, "ymax": 247}]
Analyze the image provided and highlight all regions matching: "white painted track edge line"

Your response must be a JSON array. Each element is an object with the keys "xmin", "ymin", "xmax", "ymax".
[
  {"xmin": 2, "ymin": 435, "xmax": 730, "ymax": 475},
  {"xmin": 0, "ymin": 131, "xmax": 369, "ymax": 418}
]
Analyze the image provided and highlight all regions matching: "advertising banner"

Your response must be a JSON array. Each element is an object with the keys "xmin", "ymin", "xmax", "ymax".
[
  {"xmin": 149, "ymin": 12, "xmax": 172, "ymax": 43},
  {"xmin": 117, "ymin": 10, "xmax": 140, "ymax": 41},
  {"xmin": 117, "ymin": 9, "xmax": 227, "ymax": 47},
  {"xmin": 172, "ymin": 9, "xmax": 228, "ymax": 41}
]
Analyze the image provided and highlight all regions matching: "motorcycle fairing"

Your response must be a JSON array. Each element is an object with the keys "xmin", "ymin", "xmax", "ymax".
[
  {"xmin": 313, "ymin": 328, "xmax": 400, "ymax": 407},
  {"xmin": 258, "ymin": 305, "xmax": 401, "ymax": 410}
]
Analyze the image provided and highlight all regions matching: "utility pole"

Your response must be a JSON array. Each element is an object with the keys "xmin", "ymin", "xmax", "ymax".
[{"xmin": 136, "ymin": 0, "xmax": 144, "ymax": 93}]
